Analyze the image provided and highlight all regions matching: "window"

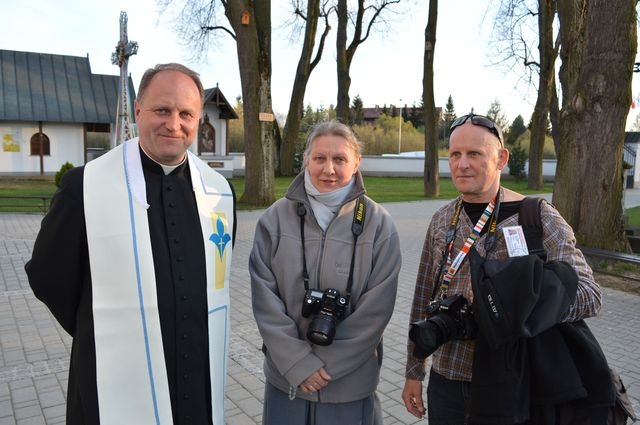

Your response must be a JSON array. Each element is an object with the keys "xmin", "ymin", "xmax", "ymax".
[{"xmin": 30, "ymin": 132, "xmax": 50, "ymax": 156}]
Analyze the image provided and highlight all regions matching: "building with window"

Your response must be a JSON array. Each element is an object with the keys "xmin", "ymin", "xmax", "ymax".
[{"xmin": 0, "ymin": 49, "xmax": 238, "ymax": 176}]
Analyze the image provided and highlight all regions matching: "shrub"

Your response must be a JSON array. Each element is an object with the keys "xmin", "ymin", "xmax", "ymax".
[{"xmin": 55, "ymin": 162, "xmax": 74, "ymax": 187}]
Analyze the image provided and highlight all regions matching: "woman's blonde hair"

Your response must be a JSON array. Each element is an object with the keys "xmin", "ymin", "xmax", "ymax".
[{"xmin": 303, "ymin": 120, "xmax": 363, "ymax": 166}]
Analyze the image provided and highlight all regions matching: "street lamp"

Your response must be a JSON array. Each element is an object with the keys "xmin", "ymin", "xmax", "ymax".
[{"xmin": 398, "ymin": 100, "xmax": 403, "ymax": 154}]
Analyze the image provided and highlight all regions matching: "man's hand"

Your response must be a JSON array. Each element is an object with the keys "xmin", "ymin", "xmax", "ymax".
[
  {"xmin": 402, "ymin": 378, "xmax": 426, "ymax": 418},
  {"xmin": 299, "ymin": 367, "xmax": 331, "ymax": 394}
]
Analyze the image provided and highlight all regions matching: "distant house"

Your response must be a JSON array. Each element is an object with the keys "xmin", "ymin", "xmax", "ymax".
[
  {"xmin": 0, "ymin": 49, "xmax": 238, "ymax": 176},
  {"xmin": 360, "ymin": 105, "xmax": 442, "ymax": 126}
]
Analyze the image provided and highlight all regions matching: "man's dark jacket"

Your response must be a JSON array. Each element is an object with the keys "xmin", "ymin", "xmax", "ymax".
[
  {"xmin": 468, "ymin": 250, "xmax": 615, "ymax": 425},
  {"xmin": 25, "ymin": 152, "xmax": 236, "ymax": 425}
]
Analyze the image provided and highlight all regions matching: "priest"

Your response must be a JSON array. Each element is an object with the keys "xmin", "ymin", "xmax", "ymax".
[{"xmin": 25, "ymin": 63, "xmax": 235, "ymax": 425}]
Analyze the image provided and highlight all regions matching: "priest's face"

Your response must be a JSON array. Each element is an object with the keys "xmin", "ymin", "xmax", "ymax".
[{"xmin": 135, "ymin": 70, "xmax": 202, "ymax": 165}]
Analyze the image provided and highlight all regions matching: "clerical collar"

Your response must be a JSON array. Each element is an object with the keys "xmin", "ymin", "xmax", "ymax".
[{"xmin": 139, "ymin": 144, "xmax": 187, "ymax": 175}]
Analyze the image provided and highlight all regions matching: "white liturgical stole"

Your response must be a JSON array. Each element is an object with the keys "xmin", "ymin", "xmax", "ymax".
[{"xmin": 83, "ymin": 138, "xmax": 233, "ymax": 425}]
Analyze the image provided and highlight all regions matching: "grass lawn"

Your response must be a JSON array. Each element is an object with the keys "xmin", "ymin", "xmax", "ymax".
[
  {"xmin": 0, "ymin": 175, "xmax": 556, "ymax": 212},
  {"xmin": 229, "ymin": 176, "xmax": 555, "ymax": 207},
  {"xmin": 626, "ymin": 205, "xmax": 640, "ymax": 227},
  {"xmin": 0, "ymin": 176, "xmax": 57, "ymax": 212}
]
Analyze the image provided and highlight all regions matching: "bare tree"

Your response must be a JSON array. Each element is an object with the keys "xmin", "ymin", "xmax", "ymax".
[
  {"xmin": 486, "ymin": 99, "xmax": 510, "ymax": 133},
  {"xmin": 490, "ymin": 0, "xmax": 560, "ymax": 190},
  {"xmin": 280, "ymin": 0, "xmax": 332, "ymax": 176},
  {"xmin": 527, "ymin": 0, "xmax": 558, "ymax": 190},
  {"xmin": 335, "ymin": 0, "xmax": 401, "ymax": 122},
  {"xmin": 554, "ymin": 0, "xmax": 637, "ymax": 250},
  {"xmin": 159, "ymin": 0, "xmax": 276, "ymax": 206},
  {"xmin": 223, "ymin": 1, "xmax": 276, "ymax": 205},
  {"xmin": 423, "ymin": 0, "xmax": 439, "ymax": 197}
]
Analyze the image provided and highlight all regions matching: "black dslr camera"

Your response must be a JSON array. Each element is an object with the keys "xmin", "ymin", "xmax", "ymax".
[
  {"xmin": 301, "ymin": 288, "xmax": 349, "ymax": 346},
  {"xmin": 409, "ymin": 294, "xmax": 477, "ymax": 359}
]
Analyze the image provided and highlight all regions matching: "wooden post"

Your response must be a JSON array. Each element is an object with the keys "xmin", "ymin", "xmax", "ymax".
[{"xmin": 38, "ymin": 121, "xmax": 44, "ymax": 175}]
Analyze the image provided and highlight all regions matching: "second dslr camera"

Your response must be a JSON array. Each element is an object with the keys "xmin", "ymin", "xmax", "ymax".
[
  {"xmin": 409, "ymin": 294, "xmax": 477, "ymax": 358},
  {"xmin": 301, "ymin": 288, "xmax": 349, "ymax": 346}
]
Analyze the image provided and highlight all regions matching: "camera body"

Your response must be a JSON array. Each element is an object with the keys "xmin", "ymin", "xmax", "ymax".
[
  {"xmin": 409, "ymin": 294, "xmax": 477, "ymax": 359},
  {"xmin": 301, "ymin": 288, "xmax": 349, "ymax": 346}
]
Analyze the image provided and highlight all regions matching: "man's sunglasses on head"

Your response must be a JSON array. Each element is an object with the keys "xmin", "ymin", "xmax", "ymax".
[{"xmin": 449, "ymin": 113, "xmax": 503, "ymax": 147}]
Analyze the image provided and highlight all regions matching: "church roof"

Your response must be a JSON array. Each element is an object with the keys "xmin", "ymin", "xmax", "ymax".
[
  {"xmin": 204, "ymin": 86, "xmax": 239, "ymax": 120},
  {"xmin": 0, "ymin": 49, "xmax": 134, "ymax": 124}
]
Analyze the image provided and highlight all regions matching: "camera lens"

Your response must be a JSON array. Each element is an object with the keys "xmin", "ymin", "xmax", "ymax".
[
  {"xmin": 410, "ymin": 319, "xmax": 446, "ymax": 356},
  {"xmin": 307, "ymin": 314, "xmax": 337, "ymax": 346}
]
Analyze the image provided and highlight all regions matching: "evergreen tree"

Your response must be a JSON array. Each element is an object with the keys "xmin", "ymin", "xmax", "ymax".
[
  {"xmin": 444, "ymin": 95, "xmax": 456, "ymax": 123},
  {"xmin": 442, "ymin": 95, "xmax": 457, "ymax": 141},
  {"xmin": 351, "ymin": 95, "xmax": 364, "ymax": 125},
  {"xmin": 508, "ymin": 141, "xmax": 528, "ymax": 181},
  {"xmin": 409, "ymin": 102, "xmax": 425, "ymax": 129},
  {"xmin": 401, "ymin": 103, "xmax": 409, "ymax": 122},
  {"xmin": 507, "ymin": 115, "xmax": 527, "ymax": 146}
]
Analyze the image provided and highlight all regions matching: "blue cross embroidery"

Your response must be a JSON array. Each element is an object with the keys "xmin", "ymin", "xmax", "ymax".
[{"xmin": 209, "ymin": 216, "xmax": 231, "ymax": 259}]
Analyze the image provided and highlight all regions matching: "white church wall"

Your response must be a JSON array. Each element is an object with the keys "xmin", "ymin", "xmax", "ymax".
[{"xmin": 0, "ymin": 122, "xmax": 84, "ymax": 174}]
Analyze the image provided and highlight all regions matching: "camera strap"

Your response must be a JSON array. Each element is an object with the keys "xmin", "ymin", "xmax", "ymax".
[
  {"xmin": 347, "ymin": 196, "xmax": 366, "ymax": 295},
  {"xmin": 297, "ymin": 195, "xmax": 366, "ymax": 296},
  {"xmin": 297, "ymin": 203, "xmax": 311, "ymax": 291},
  {"xmin": 436, "ymin": 187, "xmax": 501, "ymax": 298}
]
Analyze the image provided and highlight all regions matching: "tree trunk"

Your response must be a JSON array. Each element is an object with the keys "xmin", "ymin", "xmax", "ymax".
[
  {"xmin": 335, "ymin": 0, "xmax": 351, "ymax": 122},
  {"xmin": 423, "ymin": 0, "xmax": 439, "ymax": 197},
  {"xmin": 224, "ymin": 1, "xmax": 275, "ymax": 206},
  {"xmin": 334, "ymin": 0, "xmax": 397, "ymax": 122},
  {"xmin": 554, "ymin": 0, "xmax": 636, "ymax": 250},
  {"xmin": 527, "ymin": 0, "xmax": 556, "ymax": 190},
  {"xmin": 549, "ymin": 76, "xmax": 561, "ymax": 155},
  {"xmin": 280, "ymin": 0, "xmax": 327, "ymax": 176}
]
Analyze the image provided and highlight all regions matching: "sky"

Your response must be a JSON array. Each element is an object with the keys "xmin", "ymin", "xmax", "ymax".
[{"xmin": 4, "ymin": 0, "xmax": 640, "ymax": 129}]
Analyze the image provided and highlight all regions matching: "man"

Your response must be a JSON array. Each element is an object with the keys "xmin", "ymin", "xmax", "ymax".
[
  {"xmin": 26, "ymin": 63, "xmax": 236, "ymax": 425},
  {"xmin": 401, "ymin": 113, "xmax": 603, "ymax": 424}
]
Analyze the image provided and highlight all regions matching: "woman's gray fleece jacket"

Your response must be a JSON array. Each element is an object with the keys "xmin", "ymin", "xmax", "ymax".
[{"xmin": 249, "ymin": 171, "xmax": 401, "ymax": 403}]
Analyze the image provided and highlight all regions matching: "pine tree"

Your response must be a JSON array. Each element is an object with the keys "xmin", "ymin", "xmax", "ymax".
[
  {"xmin": 507, "ymin": 115, "xmax": 527, "ymax": 146},
  {"xmin": 442, "ymin": 95, "xmax": 457, "ymax": 141},
  {"xmin": 351, "ymin": 95, "xmax": 364, "ymax": 125}
]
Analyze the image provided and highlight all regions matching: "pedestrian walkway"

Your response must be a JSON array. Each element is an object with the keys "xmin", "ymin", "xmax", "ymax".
[{"xmin": 1, "ymin": 195, "xmax": 639, "ymax": 424}]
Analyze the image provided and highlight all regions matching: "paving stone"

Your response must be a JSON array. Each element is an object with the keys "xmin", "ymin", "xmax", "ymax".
[{"xmin": 2, "ymin": 204, "xmax": 640, "ymax": 424}]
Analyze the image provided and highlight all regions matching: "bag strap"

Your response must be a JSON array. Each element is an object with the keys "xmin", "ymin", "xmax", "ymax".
[{"xmin": 518, "ymin": 197, "xmax": 547, "ymax": 259}]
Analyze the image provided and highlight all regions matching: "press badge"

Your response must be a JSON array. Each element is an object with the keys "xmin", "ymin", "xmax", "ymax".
[{"xmin": 502, "ymin": 226, "xmax": 529, "ymax": 257}]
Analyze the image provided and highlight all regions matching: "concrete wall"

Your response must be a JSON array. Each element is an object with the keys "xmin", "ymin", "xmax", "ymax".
[
  {"xmin": 230, "ymin": 154, "xmax": 558, "ymax": 180},
  {"xmin": 360, "ymin": 155, "xmax": 558, "ymax": 179},
  {"xmin": 0, "ymin": 122, "xmax": 84, "ymax": 174}
]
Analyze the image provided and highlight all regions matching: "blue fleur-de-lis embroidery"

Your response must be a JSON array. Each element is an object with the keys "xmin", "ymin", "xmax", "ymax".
[{"xmin": 209, "ymin": 217, "xmax": 231, "ymax": 259}]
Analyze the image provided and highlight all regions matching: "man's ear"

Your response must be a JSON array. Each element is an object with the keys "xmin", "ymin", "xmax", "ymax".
[
  {"xmin": 134, "ymin": 100, "xmax": 141, "ymax": 120},
  {"xmin": 498, "ymin": 148, "xmax": 510, "ymax": 170}
]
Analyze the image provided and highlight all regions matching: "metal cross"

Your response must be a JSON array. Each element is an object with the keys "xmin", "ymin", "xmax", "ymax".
[{"xmin": 111, "ymin": 11, "xmax": 138, "ymax": 146}]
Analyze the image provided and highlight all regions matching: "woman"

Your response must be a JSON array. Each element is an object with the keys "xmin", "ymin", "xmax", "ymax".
[{"xmin": 249, "ymin": 120, "xmax": 401, "ymax": 425}]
